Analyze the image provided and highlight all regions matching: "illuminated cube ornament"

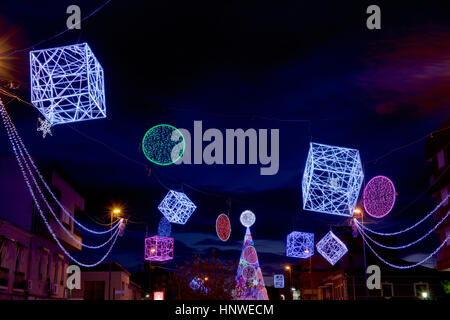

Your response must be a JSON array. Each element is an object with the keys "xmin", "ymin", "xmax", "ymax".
[
  {"xmin": 158, "ymin": 190, "xmax": 197, "ymax": 225},
  {"xmin": 273, "ymin": 274, "xmax": 284, "ymax": 289},
  {"xmin": 144, "ymin": 235, "xmax": 174, "ymax": 262},
  {"xmin": 316, "ymin": 231, "xmax": 348, "ymax": 266},
  {"xmin": 302, "ymin": 142, "xmax": 364, "ymax": 217},
  {"xmin": 286, "ymin": 231, "xmax": 314, "ymax": 258},
  {"xmin": 30, "ymin": 43, "xmax": 106, "ymax": 125}
]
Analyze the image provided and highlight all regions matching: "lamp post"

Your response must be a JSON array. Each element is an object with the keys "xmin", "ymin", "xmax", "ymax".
[
  {"xmin": 305, "ymin": 249, "xmax": 313, "ymax": 298},
  {"xmin": 149, "ymin": 248, "xmax": 156, "ymax": 298},
  {"xmin": 285, "ymin": 265, "xmax": 292, "ymax": 300},
  {"xmin": 109, "ymin": 208, "xmax": 121, "ymax": 300},
  {"xmin": 354, "ymin": 207, "xmax": 368, "ymax": 300}
]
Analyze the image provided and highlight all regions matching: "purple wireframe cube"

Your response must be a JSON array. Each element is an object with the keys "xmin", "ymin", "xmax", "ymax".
[
  {"xmin": 316, "ymin": 231, "xmax": 348, "ymax": 266},
  {"xmin": 286, "ymin": 231, "xmax": 314, "ymax": 258},
  {"xmin": 144, "ymin": 235, "xmax": 174, "ymax": 262}
]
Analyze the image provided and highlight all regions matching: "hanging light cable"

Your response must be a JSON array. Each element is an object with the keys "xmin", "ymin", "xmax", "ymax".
[
  {"xmin": 0, "ymin": 101, "xmax": 119, "ymax": 267},
  {"xmin": 356, "ymin": 222, "xmax": 449, "ymax": 269},
  {"xmin": 1, "ymin": 104, "xmax": 121, "ymax": 249},
  {"xmin": 356, "ymin": 194, "xmax": 449, "ymax": 236},
  {"xmin": 1, "ymin": 103, "xmax": 120, "ymax": 235},
  {"xmin": 354, "ymin": 208, "xmax": 449, "ymax": 250}
]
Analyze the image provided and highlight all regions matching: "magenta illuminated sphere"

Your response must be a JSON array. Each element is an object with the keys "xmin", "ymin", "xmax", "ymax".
[{"xmin": 363, "ymin": 175, "xmax": 396, "ymax": 218}]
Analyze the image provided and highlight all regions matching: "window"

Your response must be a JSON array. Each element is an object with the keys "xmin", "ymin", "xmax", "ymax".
[
  {"xmin": 13, "ymin": 245, "xmax": 27, "ymax": 290},
  {"xmin": 437, "ymin": 150, "xmax": 445, "ymax": 169},
  {"xmin": 381, "ymin": 282, "xmax": 393, "ymax": 299},
  {"xmin": 0, "ymin": 267, "xmax": 8, "ymax": 288},
  {"xmin": 414, "ymin": 282, "xmax": 430, "ymax": 299}
]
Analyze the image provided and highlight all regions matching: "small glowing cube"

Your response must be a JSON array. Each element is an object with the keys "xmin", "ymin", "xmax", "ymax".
[
  {"xmin": 158, "ymin": 190, "xmax": 197, "ymax": 225},
  {"xmin": 286, "ymin": 231, "xmax": 314, "ymax": 258},
  {"xmin": 316, "ymin": 231, "xmax": 348, "ymax": 266},
  {"xmin": 144, "ymin": 235, "xmax": 174, "ymax": 262}
]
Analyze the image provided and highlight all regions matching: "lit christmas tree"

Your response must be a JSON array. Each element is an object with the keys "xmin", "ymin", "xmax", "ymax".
[{"xmin": 233, "ymin": 211, "xmax": 269, "ymax": 300}]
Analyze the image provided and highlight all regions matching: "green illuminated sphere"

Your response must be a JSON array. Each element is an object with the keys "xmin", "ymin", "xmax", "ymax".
[{"xmin": 142, "ymin": 124, "xmax": 185, "ymax": 166}]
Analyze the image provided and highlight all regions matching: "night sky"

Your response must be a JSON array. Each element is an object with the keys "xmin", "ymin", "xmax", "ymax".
[{"xmin": 1, "ymin": 0, "xmax": 449, "ymax": 282}]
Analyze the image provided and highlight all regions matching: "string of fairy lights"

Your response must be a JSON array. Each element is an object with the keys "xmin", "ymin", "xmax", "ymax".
[
  {"xmin": 0, "ymin": 99, "xmax": 122, "ymax": 266},
  {"xmin": 0, "ymin": 1, "xmax": 449, "ymax": 273}
]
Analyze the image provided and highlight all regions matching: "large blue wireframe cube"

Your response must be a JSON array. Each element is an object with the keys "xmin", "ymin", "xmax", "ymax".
[
  {"xmin": 158, "ymin": 190, "xmax": 197, "ymax": 225},
  {"xmin": 302, "ymin": 142, "xmax": 364, "ymax": 217},
  {"xmin": 30, "ymin": 43, "xmax": 106, "ymax": 125},
  {"xmin": 316, "ymin": 231, "xmax": 348, "ymax": 266},
  {"xmin": 286, "ymin": 231, "xmax": 314, "ymax": 258}
]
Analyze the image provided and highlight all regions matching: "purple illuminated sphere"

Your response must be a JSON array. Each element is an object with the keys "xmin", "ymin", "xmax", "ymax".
[{"xmin": 363, "ymin": 175, "xmax": 396, "ymax": 218}]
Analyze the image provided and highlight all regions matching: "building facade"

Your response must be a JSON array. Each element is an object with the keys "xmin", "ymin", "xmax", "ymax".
[
  {"xmin": 71, "ymin": 262, "xmax": 146, "ymax": 300},
  {"xmin": 0, "ymin": 157, "xmax": 83, "ymax": 299},
  {"xmin": 426, "ymin": 116, "xmax": 450, "ymax": 271}
]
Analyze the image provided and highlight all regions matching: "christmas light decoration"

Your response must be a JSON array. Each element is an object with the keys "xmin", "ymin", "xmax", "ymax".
[
  {"xmin": 357, "ymin": 223, "xmax": 450, "ymax": 269},
  {"xmin": 216, "ymin": 213, "xmax": 231, "ymax": 241},
  {"xmin": 316, "ymin": 231, "xmax": 348, "ymax": 266},
  {"xmin": 0, "ymin": 102, "xmax": 119, "ymax": 235},
  {"xmin": 363, "ymin": 175, "xmax": 396, "ymax": 218},
  {"xmin": 158, "ymin": 217, "xmax": 171, "ymax": 237},
  {"xmin": 189, "ymin": 277, "xmax": 209, "ymax": 294},
  {"xmin": 286, "ymin": 231, "xmax": 314, "ymax": 258},
  {"xmin": 37, "ymin": 117, "xmax": 52, "ymax": 138},
  {"xmin": 274, "ymin": 274, "xmax": 284, "ymax": 289},
  {"xmin": 356, "ymin": 194, "xmax": 450, "ymax": 236},
  {"xmin": 242, "ymin": 265, "xmax": 257, "ymax": 280},
  {"xmin": 142, "ymin": 124, "xmax": 185, "ymax": 165},
  {"xmin": 144, "ymin": 235, "xmax": 174, "ymax": 262},
  {"xmin": 190, "ymin": 278, "xmax": 203, "ymax": 290},
  {"xmin": 302, "ymin": 142, "xmax": 364, "ymax": 217},
  {"xmin": 354, "ymin": 209, "xmax": 449, "ymax": 249},
  {"xmin": 158, "ymin": 190, "xmax": 197, "ymax": 225},
  {"xmin": 30, "ymin": 43, "xmax": 106, "ymax": 125},
  {"xmin": 0, "ymin": 103, "xmax": 118, "ymax": 267},
  {"xmin": 240, "ymin": 210, "xmax": 256, "ymax": 228},
  {"xmin": 234, "ymin": 226, "xmax": 269, "ymax": 300},
  {"xmin": 243, "ymin": 246, "xmax": 259, "ymax": 264}
]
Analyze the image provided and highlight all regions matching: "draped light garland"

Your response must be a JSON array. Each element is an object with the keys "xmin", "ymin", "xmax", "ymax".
[
  {"xmin": 1, "ymin": 102, "xmax": 119, "ymax": 235},
  {"xmin": 356, "ymin": 223, "xmax": 449, "ymax": 269},
  {"xmin": 354, "ymin": 208, "xmax": 449, "ymax": 250},
  {"xmin": 356, "ymin": 194, "xmax": 449, "ymax": 236},
  {"xmin": 353, "ymin": 196, "xmax": 450, "ymax": 269},
  {"xmin": 0, "ymin": 100, "xmax": 121, "ymax": 267}
]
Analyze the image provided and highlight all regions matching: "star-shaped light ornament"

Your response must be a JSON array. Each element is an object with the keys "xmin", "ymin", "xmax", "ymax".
[{"xmin": 37, "ymin": 117, "xmax": 52, "ymax": 138}]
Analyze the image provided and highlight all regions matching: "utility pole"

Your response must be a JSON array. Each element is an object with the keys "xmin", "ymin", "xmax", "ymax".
[{"xmin": 109, "ymin": 213, "xmax": 112, "ymax": 300}]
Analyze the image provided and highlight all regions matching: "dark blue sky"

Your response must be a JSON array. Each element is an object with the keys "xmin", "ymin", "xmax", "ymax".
[{"xmin": 1, "ymin": 0, "xmax": 449, "ymax": 279}]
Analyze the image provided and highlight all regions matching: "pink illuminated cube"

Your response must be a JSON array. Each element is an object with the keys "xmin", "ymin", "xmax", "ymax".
[{"xmin": 144, "ymin": 235, "xmax": 174, "ymax": 262}]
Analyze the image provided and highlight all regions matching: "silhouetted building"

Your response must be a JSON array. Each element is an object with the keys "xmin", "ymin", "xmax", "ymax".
[
  {"xmin": 0, "ymin": 157, "xmax": 83, "ymax": 299},
  {"xmin": 71, "ymin": 262, "xmax": 146, "ymax": 300},
  {"xmin": 426, "ymin": 116, "xmax": 450, "ymax": 271}
]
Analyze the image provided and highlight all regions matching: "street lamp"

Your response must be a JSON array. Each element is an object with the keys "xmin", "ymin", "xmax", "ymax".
[
  {"xmin": 149, "ymin": 247, "xmax": 156, "ymax": 298},
  {"xmin": 285, "ymin": 265, "xmax": 292, "ymax": 300},
  {"xmin": 109, "ymin": 207, "xmax": 122, "ymax": 300}
]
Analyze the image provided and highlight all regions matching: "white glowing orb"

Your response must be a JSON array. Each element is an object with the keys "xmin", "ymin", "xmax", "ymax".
[{"xmin": 240, "ymin": 210, "xmax": 256, "ymax": 227}]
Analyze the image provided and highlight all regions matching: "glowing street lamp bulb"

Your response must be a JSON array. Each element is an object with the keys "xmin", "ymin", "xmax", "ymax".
[
  {"xmin": 353, "ymin": 208, "xmax": 362, "ymax": 214},
  {"xmin": 240, "ymin": 210, "xmax": 256, "ymax": 227},
  {"xmin": 112, "ymin": 208, "xmax": 121, "ymax": 214},
  {"xmin": 285, "ymin": 266, "xmax": 291, "ymax": 270},
  {"xmin": 421, "ymin": 292, "xmax": 428, "ymax": 299}
]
